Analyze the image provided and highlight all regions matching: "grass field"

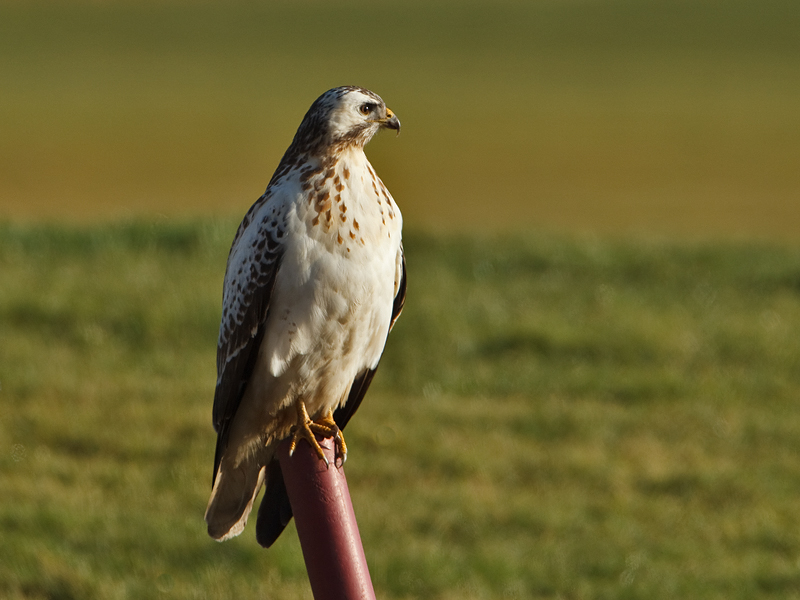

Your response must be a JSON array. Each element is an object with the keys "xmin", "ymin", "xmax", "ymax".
[
  {"xmin": 2, "ymin": 1, "xmax": 800, "ymax": 596},
  {"xmin": 2, "ymin": 0, "xmax": 800, "ymax": 237},
  {"xmin": 2, "ymin": 221, "xmax": 800, "ymax": 599}
]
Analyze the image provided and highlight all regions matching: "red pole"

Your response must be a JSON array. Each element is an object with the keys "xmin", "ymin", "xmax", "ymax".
[{"xmin": 277, "ymin": 435, "xmax": 376, "ymax": 600}]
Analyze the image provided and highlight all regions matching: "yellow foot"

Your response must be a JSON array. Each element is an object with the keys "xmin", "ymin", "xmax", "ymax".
[{"xmin": 288, "ymin": 402, "xmax": 347, "ymax": 467}]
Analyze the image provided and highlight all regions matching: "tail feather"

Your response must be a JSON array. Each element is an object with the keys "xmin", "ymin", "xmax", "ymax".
[{"xmin": 205, "ymin": 455, "xmax": 267, "ymax": 541}]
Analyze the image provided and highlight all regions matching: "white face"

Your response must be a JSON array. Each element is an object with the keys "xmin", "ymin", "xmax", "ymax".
[
  {"xmin": 326, "ymin": 90, "xmax": 387, "ymax": 141},
  {"xmin": 291, "ymin": 87, "xmax": 399, "ymax": 153}
]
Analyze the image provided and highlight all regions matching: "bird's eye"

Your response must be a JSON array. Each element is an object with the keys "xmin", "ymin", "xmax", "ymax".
[{"xmin": 359, "ymin": 103, "xmax": 374, "ymax": 116}]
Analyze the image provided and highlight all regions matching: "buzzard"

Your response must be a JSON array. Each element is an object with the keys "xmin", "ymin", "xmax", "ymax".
[{"xmin": 204, "ymin": 86, "xmax": 406, "ymax": 547}]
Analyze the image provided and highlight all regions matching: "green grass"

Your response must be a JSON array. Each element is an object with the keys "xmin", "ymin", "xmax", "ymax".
[
  {"xmin": 1, "ymin": 0, "xmax": 800, "ymax": 237},
  {"xmin": 2, "ymin": 220, "xmax": 800, "ymax": 599}
]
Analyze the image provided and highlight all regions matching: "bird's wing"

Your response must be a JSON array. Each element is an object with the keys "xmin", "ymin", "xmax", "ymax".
[
  {"xmin": 255, "ymin": 247, "xmax": 407, "ymax": 548},
  {"xmin": 211, "ymin": 201, "xmax": 283, "ymax": 485}
]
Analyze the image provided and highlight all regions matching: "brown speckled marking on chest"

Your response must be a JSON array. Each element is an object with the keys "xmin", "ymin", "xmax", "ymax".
[
  {"xmin": 306, "ymin": 159, "xmax": 344, "ymax": 231},
  {"xmin": 333, "ymin": 175, "xmax": 345, "ymax": 193}
]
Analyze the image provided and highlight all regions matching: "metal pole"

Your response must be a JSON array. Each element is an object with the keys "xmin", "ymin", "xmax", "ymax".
[{"xmin": 277, "ymin": 435, "xmax": 376, "ymax": 600}]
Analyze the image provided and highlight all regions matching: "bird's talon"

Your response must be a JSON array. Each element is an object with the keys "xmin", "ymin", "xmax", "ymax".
[{"xmin": 290, "ymin": 402, "xmax": 347, "ymax": 467}]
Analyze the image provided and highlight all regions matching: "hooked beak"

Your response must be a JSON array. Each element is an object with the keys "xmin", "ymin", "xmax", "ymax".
[{"xmin": 381, "ymin": 107, "xmax": 401, "ymax": 134}]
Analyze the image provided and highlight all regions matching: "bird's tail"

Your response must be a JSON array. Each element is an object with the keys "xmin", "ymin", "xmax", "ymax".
[{"xmin": 204, "ymin": 447, "xmax": 270, "ymax": 541}]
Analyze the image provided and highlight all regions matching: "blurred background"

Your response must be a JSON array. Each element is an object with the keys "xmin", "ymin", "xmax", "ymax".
[
  {"xmin": 2, "ymin": 0, "xmax": 798, "ymax": 238},
  {"xmin": 3, "ymin": 2, "xmax": 800, "ymax": 599}
]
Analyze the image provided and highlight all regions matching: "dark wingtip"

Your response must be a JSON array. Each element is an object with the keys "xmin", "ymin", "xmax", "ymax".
[{"xmin": 255, "ymin": 459, "xmax": 294, "ymax": 548}]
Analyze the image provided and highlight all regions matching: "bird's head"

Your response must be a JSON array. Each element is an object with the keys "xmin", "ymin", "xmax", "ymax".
[{"xmin": 291, "ymin": 86, "xmax": 400, "ymax": 155}]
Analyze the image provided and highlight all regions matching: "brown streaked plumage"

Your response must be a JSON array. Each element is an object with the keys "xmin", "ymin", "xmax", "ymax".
[{"xmin": 204, "ymin": 86, "xmax": 405, "ymax": 548}]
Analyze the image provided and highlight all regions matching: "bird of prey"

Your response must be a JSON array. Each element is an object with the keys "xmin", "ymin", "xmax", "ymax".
[{"xmin": 204, "ymin": 86, "xmax": 406, "ymax": 547}]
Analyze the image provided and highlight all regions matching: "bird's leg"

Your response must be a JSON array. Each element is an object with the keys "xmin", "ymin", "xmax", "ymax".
[
  {"xmin": 315, "ymin": 409, "xmax": 347, "ymax": 464},
  {"xmin": 288, "ymin": 402, "xmax": 347, "ymax": 467},
  {"xmin": 289, "ymin": 400, "xmax": 329, "ymax": 466}
]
